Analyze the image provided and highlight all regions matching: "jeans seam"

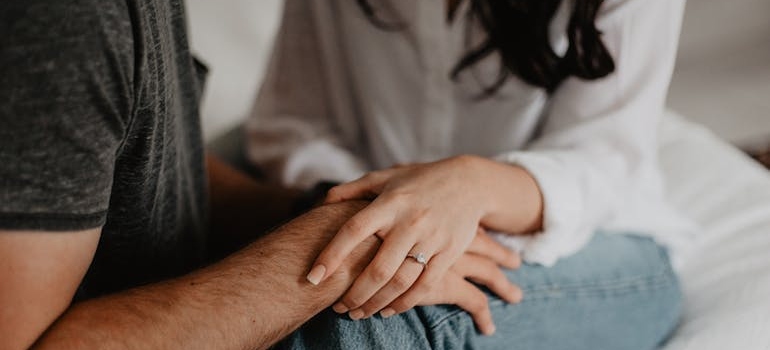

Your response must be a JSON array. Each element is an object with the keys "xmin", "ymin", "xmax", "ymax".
[
  {"xmin": 515, "ymin": 271, "xmax": 674, "ymax": 300},
  {"xmin": 427, "ymin": 268, "xmax": 676, "ymax": 332}
]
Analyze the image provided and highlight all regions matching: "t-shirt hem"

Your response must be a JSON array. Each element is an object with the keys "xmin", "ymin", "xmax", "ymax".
[{"xmin": 0, "ymin": 211, "xmax": 107, "ymax": 231}]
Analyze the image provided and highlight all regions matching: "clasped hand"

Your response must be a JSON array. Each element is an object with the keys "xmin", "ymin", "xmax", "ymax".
[{"xmin": 306, "ymin": 156, "xmax": 524, "ymax": 335}]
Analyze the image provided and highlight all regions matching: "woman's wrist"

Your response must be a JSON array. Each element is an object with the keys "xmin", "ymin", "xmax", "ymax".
[
  {"xmin": 458, "ymin": 155, "xmax": 543, "ymax": 234},
  {"xmin": 453, "ymin": 155, "xmax": 508, "ymax": 215}
]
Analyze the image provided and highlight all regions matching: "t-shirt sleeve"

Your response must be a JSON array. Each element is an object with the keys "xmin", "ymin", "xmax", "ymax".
[{"xmin": 0, "ymin": 1, "xmax": 134, "ymax": 231}]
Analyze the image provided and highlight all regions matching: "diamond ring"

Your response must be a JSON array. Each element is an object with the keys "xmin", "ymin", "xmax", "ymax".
[{"xmin": 406, "ymin": 252, "xmax": 429, "ymax": 267}]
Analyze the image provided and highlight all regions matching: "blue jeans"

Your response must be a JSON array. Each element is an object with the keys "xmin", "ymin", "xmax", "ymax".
[{"xmin": 278, "ymin": 233, "xmax": 682, "ymax": 350}]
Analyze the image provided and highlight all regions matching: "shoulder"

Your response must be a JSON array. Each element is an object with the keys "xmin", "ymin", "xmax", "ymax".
[
  {"xmin": 0, "ymin": 0, "xmax": 135, "ymax": 78},
  {"xmin": 1, "ymin": 0, "xmax": 132, "ymax": 42},
  {"xmin": 0, "ymin": 0, "xmax": 136, "ymax": 133}
]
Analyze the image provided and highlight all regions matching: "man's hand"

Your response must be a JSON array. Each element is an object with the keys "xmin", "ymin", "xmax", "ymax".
[{"xmin": 332, "ymin": 229, "xmax": 523, "ymax": 335}]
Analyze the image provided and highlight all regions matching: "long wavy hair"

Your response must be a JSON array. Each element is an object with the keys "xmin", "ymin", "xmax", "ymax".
[{"xmin": 356, "ymin": 0, "xmax": 615, "ymax": 93}]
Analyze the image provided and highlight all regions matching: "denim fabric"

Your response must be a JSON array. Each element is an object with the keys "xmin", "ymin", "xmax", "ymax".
[{"xmin": 278, "ymin": 233, "xmax": 682, "ymax": 350}]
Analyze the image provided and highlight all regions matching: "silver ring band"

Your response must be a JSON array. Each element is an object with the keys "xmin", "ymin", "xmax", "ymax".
[{"xmin": 406, "ymin": 252, "xmax": 429, "ymax": 266}]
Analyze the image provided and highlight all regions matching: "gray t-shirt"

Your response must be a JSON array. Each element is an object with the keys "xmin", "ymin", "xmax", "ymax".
[{"xmin": 0, "ymin": 0, "xmax": 208, "ymax": 299}]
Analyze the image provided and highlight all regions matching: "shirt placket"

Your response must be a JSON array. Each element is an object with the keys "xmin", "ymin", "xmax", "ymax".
[{"xmin": 416, "ymin": 0, "xmax": 456, "ymax": 161}]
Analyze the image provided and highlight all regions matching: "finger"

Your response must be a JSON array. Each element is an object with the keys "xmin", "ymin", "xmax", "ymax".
[
  {"xmin": 332, "ymin": 230, "xmax": 420, "ymax": 313},
  {"xmin": 351, "ymin": 258, "xmax": 423, "ymax": 319},
  {"xmin": 386, "ymin": 250, "xmax": 454, "ymax": 315},
  {"xmin": 446, "ymin": 276, "xmax": 496, "ymax": 336},
  {"xmin": 307, "ymin": 202, "xmax": 395, "ymax": 285},
  {"xmin": 453, "ymin": 254, "xmax": 523, "ymax": 304},
  {"xmin": 466, "ymin": 229, "xmax": 521, "ymax": 269},
  {"xmin": 324, "ymin": 171, "xmax": 389, "ymax": 204}
]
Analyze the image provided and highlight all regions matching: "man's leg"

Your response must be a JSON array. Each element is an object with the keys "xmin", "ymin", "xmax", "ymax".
[{"xmin": 278, "ymin": 233, "xmax": 682, "ymax": 350}]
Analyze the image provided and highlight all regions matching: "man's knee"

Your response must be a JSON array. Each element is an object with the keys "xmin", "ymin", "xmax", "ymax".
[{"xmin": 277, "ymin": 308, "xmax": 434, "ymax": 349}]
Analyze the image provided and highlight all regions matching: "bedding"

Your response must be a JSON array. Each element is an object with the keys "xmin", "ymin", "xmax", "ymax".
[{"xmin": 659, "ymin": 112, "xmax": 770, "ymax": 350}]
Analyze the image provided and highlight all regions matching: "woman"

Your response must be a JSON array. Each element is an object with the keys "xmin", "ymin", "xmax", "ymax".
[{"xmin": 248, "ymin": 0, "xmax": 692, "ymax": 348}]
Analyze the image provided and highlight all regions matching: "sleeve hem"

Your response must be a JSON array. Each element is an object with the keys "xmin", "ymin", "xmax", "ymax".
[
  {"xmin": 0, "ymin": 211, "xmax": 107, "ymax": 231},
  {"xmin": 492, "ymin": 152, "xmax": 594, "ymax": 266},
  {"xmin": 494, "ymin": 152, "xmax": 583, "ymax": 235},
  {"xmin": 283, "ymin": 141, "xmax": 367, "ymax": 188}
]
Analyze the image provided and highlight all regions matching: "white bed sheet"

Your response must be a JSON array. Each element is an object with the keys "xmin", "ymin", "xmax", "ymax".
[{"xmin": 659, "ymin": 112, "xmax": 770, "ymax": 350}]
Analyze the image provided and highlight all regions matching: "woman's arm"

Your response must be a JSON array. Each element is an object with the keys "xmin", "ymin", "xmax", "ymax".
[
  {"xmin": 491, "ymin": 0, "xmax": 686, "ymax": 265},
  {"xmin": 306, "ymin": 0, "xmax": 686, "ymax": 321}
]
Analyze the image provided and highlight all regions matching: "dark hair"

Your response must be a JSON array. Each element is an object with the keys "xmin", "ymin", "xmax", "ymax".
[{"xmin": 356, "ymin": 0, "xmax": 615, "ymax": 93}]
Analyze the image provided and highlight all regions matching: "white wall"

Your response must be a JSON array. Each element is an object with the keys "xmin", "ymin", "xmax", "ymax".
[
  {"xmin": 668, "ymin": 0, "xmax": 770, "ymax": 147},
  {"xmin": 185, "ymin": 0, "xmax": 283, "ymax": 141}
]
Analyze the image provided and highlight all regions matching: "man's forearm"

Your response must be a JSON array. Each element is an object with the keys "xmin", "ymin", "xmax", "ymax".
[{"xmin": 33, "ymin": 201, "xmax": 378, "ymax": 350}]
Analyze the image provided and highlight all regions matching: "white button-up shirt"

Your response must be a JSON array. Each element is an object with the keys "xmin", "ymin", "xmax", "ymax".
[{"xmin": 247, "ymin": 0, "xmax": 694, "ymax": 267}]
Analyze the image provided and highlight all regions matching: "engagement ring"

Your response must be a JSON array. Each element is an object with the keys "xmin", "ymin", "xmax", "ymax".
[{"xmin": 406, "ymin": 252, "xmax": 428, "ymax": 266}]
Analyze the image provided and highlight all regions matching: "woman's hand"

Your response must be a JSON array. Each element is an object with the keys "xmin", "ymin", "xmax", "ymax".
[
  {"xmin": 354, "ymin": 228, "xmax": 523, "ymax": 335},
  {"xmin": 415, "ymin": 250, "xmax": 522, "ymax": 335},
  {"xmin": 306, "ymin": 156, "xmax": 513, "ymax": 322}
]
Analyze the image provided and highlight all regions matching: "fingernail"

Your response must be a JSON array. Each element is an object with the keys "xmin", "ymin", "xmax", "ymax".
[
  {"xmin": 380, "ymin": 308, "xmax": 396, "ymax": 318},
  {"xmin": 349, "ymin": 309, "xmax": 365, "ymax": 320},
  {"xmin": 306, "ymin": 265, "xmax": 326, "ymax": 285},
  {"xmin": 332, "ymin": 303, "xmax": 349, "ymax": 313},
  {"xmin": 485, "ymin": 325, "xmax": 496, "ymax": 335}
]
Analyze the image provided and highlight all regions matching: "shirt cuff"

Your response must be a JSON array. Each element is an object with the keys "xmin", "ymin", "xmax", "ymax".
[
  {"xmin": 283, "ymin": 141, "xmax": 367, "ymax": 189},
  {"xmin": 491, "ymin": 151, "xmax": 595, "ymax": 267}
]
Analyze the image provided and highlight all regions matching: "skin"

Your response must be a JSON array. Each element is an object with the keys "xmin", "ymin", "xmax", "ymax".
[
  {"xmin": 0, "ymin": 156, "xmax": 521, "ymax": 349},
  {"xmin": 307, "ymin": 0, "xmax": 543, "ymax": 324},
  {"xmin": 310, "ymin": 155, "xmax": 543, "ymax": 324}
]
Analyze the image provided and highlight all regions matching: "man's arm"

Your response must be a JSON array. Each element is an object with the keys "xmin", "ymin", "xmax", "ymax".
[
  {"xmin": 0, "ymin": 229, "xmax": 100, "ymax": 350},
  {"xmin": 18, "ymin": 202, "xmax": 377, "ymax": 350}
]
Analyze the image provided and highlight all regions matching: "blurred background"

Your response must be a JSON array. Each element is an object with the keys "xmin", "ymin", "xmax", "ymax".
[
  {"xmin": 184, "ymin": 0, "xmax": 770, "ymax": 156},
  {"xmin": 181, "ymin": 2, "xmax": 770, "ymax": 348}
]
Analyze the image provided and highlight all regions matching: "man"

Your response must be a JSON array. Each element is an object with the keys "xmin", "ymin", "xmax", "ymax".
[{"xmin": 0, "ymin": 0, "xmax": 520, "ymax": 348}]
